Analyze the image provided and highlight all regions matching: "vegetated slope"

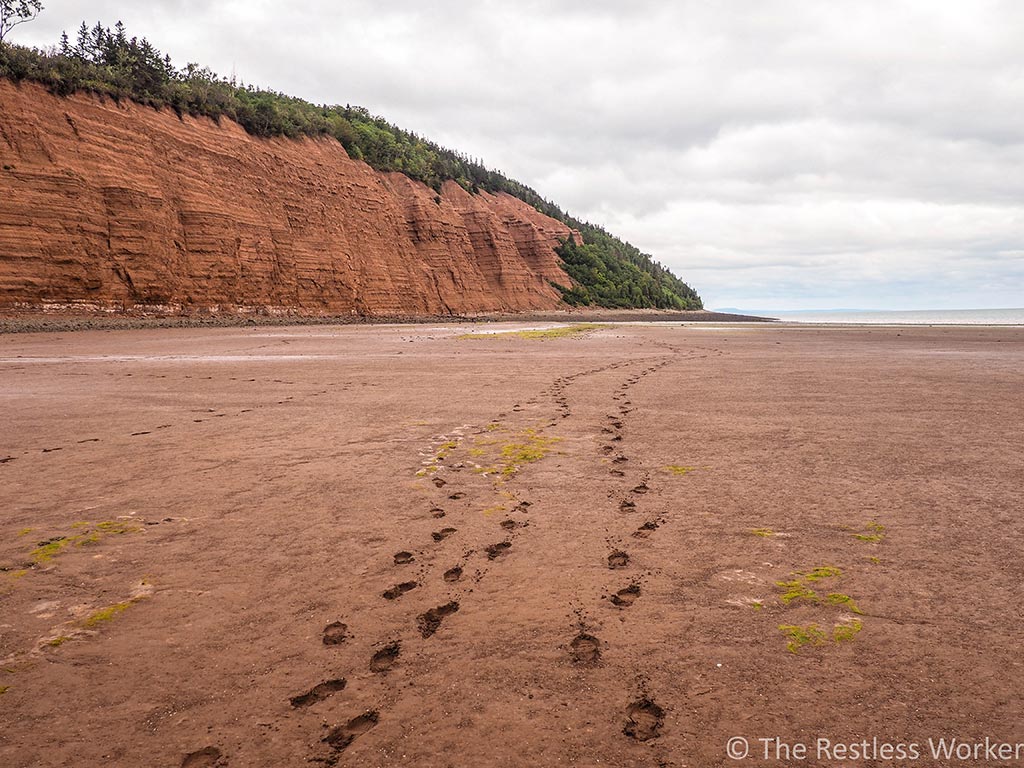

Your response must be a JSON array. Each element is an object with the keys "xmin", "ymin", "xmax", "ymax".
[{"xmin": 0, "ymin": 24, "xmax": 702, "ymax": 311}]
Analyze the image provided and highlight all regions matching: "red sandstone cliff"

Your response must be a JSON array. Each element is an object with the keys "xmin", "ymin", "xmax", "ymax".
[{"xmin": 0, "ymin": 80, "xmax": 578, "ymax": 315}]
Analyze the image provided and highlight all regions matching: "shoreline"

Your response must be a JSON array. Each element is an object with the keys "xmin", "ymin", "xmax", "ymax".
[
  {"xmin": 4, "ymin": 311, "xmax": 1022, "ymax": 335},
  {"xmin": 0, "ymin": 307, "xmax": 773, "ymax": 334}
]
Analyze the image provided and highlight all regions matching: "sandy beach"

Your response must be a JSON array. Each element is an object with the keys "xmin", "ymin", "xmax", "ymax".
[{"xmin": 2, "ymin": 321, "xmax": 1023, "ymax": 767}]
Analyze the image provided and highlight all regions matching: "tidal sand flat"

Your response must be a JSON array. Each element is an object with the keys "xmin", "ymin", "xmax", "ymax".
[{"xmin": 1, "ymin": 322, "xmax": 1022, "ymax": 766}]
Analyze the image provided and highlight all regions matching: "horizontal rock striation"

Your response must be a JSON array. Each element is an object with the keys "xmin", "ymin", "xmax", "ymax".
[{"xmin": 0, "ymin": 80, "xmax": 577, "ymax": 315}]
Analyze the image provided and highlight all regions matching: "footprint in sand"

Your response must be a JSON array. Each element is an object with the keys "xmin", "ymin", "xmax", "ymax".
[
  {"xmin": 290, "ymin": 678, "xmax": 347, "ymax": 708},
  {"xmin": 632, "ymin": 521, "xmax": 659, "ymax": 538},
  {"xmin": 485, "ymin": 541, "xmax": 511, "ymax": 560},
  {"xmin": 417, "ymin": 602, "xmax": 460, "ymax": 638},
  {"xmin": 323, "ymin": 711, "xmax": 379, "ymax": 752},
  {"xmin": 608, "ymin": 550, "xmax": 630, "ymax": 569},
  {"xmin": 180, "ymin": 746, "xmax": 222, "ymax": 768},
  {"xmin": 432, "ymin": 528, "xmax": 457, "ymax": 542},
  {"xmin": 382, "ymin": 581, "xmax": 418, "ymax": 600},
  {"xmin": 570, "ymin": 633, "xmax": 601, "ymax": 666},
  {"xmin": 322, "ymin": 622, "xmax": 348, "ymax": 645},
  {"xmin": 610, "ymin": 585, "xmax": 641, "ymax": 607},
  {"xmin": 369, "ymin": 642, "xmax": 400, "ymax": 673},
  {"xmin": 443, "ymin": 566, "xmax": 463, "ymax": 583},
  {"xmin": 623, "ymin": 698, "xmax": 665, "ymax": 741}
]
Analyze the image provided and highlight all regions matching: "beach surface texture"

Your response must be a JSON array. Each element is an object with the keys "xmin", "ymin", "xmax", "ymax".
[{"xmin": 2, "ymin": 321, "xmax": 1021, "ymax": 766}]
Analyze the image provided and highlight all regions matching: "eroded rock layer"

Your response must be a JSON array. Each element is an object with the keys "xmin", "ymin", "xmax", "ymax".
[{"xmin": 0, "ymin": 80, "xmax": 576, "ymax": 315}]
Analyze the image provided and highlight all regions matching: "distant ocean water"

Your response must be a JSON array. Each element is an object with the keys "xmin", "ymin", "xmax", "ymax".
[{"xmin": 731, "ymin": 308, "xmax": 1024, "ymax": 326}]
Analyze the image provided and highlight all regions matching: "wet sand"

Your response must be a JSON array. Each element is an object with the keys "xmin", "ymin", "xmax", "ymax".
[
  {"xmin": 0, "ymin": 309, "xmax": 770, "ymax": 335},
  {"xmin": 1, "ymin": 322, "xmax": 1023, "ymax": 767}
]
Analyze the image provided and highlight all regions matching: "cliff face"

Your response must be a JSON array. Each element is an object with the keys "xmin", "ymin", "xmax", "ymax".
[{"xmin": 0, "ymin": 80, "xmax": 577, "ymax": 315}]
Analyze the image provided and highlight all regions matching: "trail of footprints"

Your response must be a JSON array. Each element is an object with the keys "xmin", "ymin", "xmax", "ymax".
[
  {"xmin": 265, "ymin": 415, "xmax": 541, "ymax": 764},
  {"xmin": 4, "ymin": 373, "xmax": 358, "ymax": 464},
  {"xmin": 565, "ymin": 353, "xmax": 687, "ymax": 746},
  {"xmin": 179, "ymin": 352, "xmax": 692, "ymax": 765}
]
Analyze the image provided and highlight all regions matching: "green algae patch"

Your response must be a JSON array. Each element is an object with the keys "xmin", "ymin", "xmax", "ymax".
[
  {"xmin": 434, "ymin": 440, "xmax": 459, "ymax": 460},
  {"xmin": 775, "ymin": 566, "xmax": 844, "ymax": 605},
  {"xmin": 853, "ymin": 521, "xmax": 887, "ymax": 543},
  {"xmin": 458, "ymin": 324, "xmax": 602, "ymax": 341},
  {"xmin": 45, "ymin": 582, "xmax": 153, "ymax": 650},
  {"xmin": 30, "ymin": 521, "xmax": 142, "ymax": 566},
  {"xmin": 30, "ymin": 537, "xmax": 72, "ymax": 564},
  {"xmin": 833, "ymin": 619, "xmax": 863, "ymax": 643},
  {"xmin": 781, "ymin": 619, "xmax": 863, "ymax": 653},
  {"xmin": 774, "ymin": 566, "xmax": 866, "ymax": 652},
  {"xmin": 825, "ymin": 592, "xmax": 864, "ymax": 614},
  {"xmin": 776, "ymin": 579, "xmax": 818, "ymax": 605},
  {"xmin": 465, "ymin": 426, "xmax": 561, "ymax": 481},
  {"xmin": 414, "ymin": 421, "xmax": 561, "ymax": 500},
  {"xmin": 803, "ymin": 566, "xmax": 842, "ymax": 582},
  {"xmin": 82, "ymin": 601, "xmax": 135, "ymax": 628},
  {"xmin": 779, "ymin": 623, "xmax": 828, "ymax": 654},
  {"xmin": 508, "ymin": 323, "xmax": 602, "ymax": 339},
  {"xmin": 664, "ymin": 465, "xmax": 698, "ymax": 476},
  {"xmin": 498, "ymin": 434, "xmax": 561, "ymax": 477},
  {"xmin": 94, "ymin": 521, "xmax": 140, "ymax": 535}
]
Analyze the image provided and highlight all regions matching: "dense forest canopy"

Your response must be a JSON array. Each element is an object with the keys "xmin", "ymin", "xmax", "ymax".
[{"xmin": 0, "ymin": 22, "xmax": 702, "ymax": 310}]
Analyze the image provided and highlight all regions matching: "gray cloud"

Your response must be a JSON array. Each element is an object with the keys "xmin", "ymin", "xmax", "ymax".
[{"xmin": 15, "ymin": 0, "xmax": 1024, "ymax": 309}]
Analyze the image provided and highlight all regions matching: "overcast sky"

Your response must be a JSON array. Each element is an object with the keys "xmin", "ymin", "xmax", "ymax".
[{"xmin": 15, "ymin": 1, "xmax": 1024, "ymax": 309}]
